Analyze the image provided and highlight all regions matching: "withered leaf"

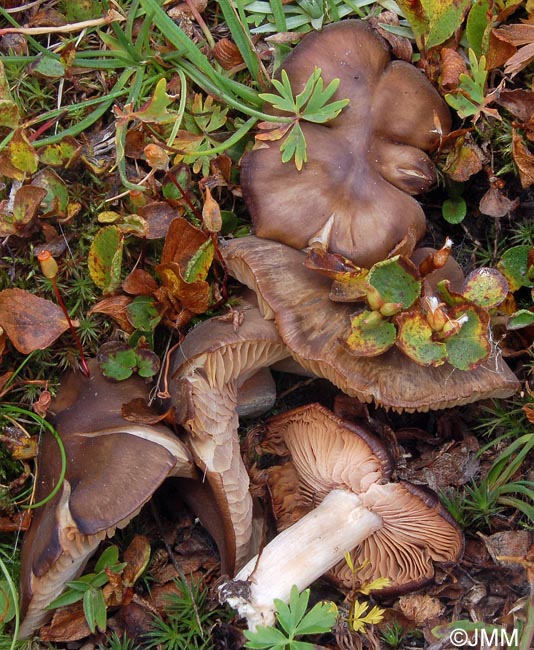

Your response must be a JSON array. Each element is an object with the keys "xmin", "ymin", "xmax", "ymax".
[
  {"xmin": 39, "ymin": 603, "xmax": 91, "ymax": 642},
  {"xmin": 479, "ymin": 185, "xmax": 519, "ymax": 218},
  {"xmin": 122, "ymin": 535, "xmax": 151, "ymax": 586},
  {"xmin": 139, "ymin": 201, "xmax": 184, "ymax": 239},
  {"xmin": 512, "ymin": 130, "xmax": 534, "ymax": 188},
  {"xmin": 161, "ymin": 217, "xmax": 209, "ymax": 266},
  {"xmin": 439, "ymin": 48, "xmax": 466, "ymax": 91},
  {"xmin": 496, "ymin": 88, "xmax": 534, "ymax": 122},
  {"xmin": 156, "ymin": 262, "xmax": 211, "ymax": 314},
  {"xmin": 121, "ymin": 397, "xmax": 173, "ymax": 425},
  {"xmin": 443, "ymin": 135, "xmax": 484, "ymax": 181},
  {"xmin": 0, "ymin": 289, "xmax": 69, "ymax": 354},
  {"xmin": 89, "ymin": 295, "xmax": 133, "ymax": 332},
  {"xmin": 122, "ymin": 268, "xmax": 158, "ymax": 295}
]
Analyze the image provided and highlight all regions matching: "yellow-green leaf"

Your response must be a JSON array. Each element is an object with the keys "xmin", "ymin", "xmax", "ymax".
[{"xmin": 88, "ymin": 226, "xmax": 124, "ymax": 293}]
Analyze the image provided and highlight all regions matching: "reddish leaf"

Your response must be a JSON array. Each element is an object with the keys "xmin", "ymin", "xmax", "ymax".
[
  {"xmin": 139, "ymin": 201, "xmax": 184, "ymax": 239},
  {"xmin": 161, "ymin": 217, "xmax": 209, "ymax": 266},
  {"xmin": 0, "ymin": 289, "xmax": 69, "ymax": 353},
  {"xmin": 122, "ymin": 268, "xmax": 158, "ymax": 295}
]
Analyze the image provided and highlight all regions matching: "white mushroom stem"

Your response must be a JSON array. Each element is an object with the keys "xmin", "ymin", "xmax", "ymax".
[{"xmin": 220, "ymin": 489, "xmax": 382, "ymax": 630}]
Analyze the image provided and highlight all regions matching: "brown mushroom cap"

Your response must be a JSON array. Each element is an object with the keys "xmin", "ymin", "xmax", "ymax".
[
  {"xmin": 221, "ymin": 236, "xmax": 520, "ymax": 411},
  {"xmin": 261, "ymin": 404, "xmax": 463, "ymax": 592},
  {"xmin": 169, "ymin": 294, "xmax": 290, "ymax": 573},
  {"xmin": 19, "ymin": 361, "xmax": 195, "ymax": 638},
  {"xmin": 242, "ymin": 20, "xmax": 451, "ymax": 267}
]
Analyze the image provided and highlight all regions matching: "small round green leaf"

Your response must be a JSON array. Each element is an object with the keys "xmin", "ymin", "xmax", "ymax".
[
  {"xmin": 396, "ymin": 312, "xmax": 447, "ymax": 366},
  {"xmin": 462, "ymin": 267, "xmax": 508, "ymax": 309},
  {"xmin": 442, "ymin": 197, "xmax": 466, "ymax": 224},
  {"xmin": 135, "ymin": 348, "xmax": 161, "ymax": 378},
  {"xmin": 98, "ymin": 342, "xmax": 136, "ymax": 381},
  {"xmin": 346, "ymin": 310, "xmax": 396, "ymax": 357},
  {"xmin": 367, "ymin": 256, "xmax": 421, "ymax": 311}
]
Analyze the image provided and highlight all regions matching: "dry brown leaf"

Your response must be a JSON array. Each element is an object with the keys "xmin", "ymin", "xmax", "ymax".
[
  {"xmin": 39, "ymin": 603, "xmax": 91, "ymax": 642},
  {"xmin": 0, "ymin": 289, "xmax": 69, "ymax": 354},
  {"xmin": 371, "ymin": 11, "xmax": 412, "ymax": 62},
  {"xmin": 496, "ymin": 88, "xmax": 534, "ymax": 122},
  {"xmin": 213, "ymin": 38, "xmax": 244, "ymax": 70},
  {"xmin": 493, "ymin": 24, "xmax": 534, "ymax": 74},
  {"xmin": 397, "ymin": 594, "xmax": 444, "ymax": 625},
  {"xmin": 443, "ymin": 135, "xmax": 484, "ymax": 181},
  {"xmin": 202, "ymin": 186, "xmax": 222, "ymax": 233},
  {"xmin": 156, "ymin": 262, "xmax": 211, "ymax": 314},
  {"xmin": 479, "ymin": 185, "xmax": 519, "ymax": 217},
  {"xmin": 161, "ymin": 216, "xmax": 208, "ymax": 266},
  {"xmin": 122, "ymin": 268, "xmax": 158, "ymax": 295},
  {"xmin": 121, "ymin": 397, "xmax": 173, "ymax": 425},
  {"xmin": 139, "ymin": 201, "xmax": 184, "ymax": 239},
  {"xmin": 89, "ymin": 294, "xmax": 133, "ymax": 331},
  {"xmin": 439, "ymin": 48, "xmax": 466, "ymax": 91},
  {"xmin": 512, "ymin": 130, "xmax": 534, "ymax": 187},
  {"xmin": 488, "ymin": 28, "xmax": 518, "ymax": 69}
]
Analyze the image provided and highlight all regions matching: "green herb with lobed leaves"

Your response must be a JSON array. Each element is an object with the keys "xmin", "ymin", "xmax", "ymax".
[{"xmin": 244, "ymin": 585, "xmax": 338, "ymax": 649}]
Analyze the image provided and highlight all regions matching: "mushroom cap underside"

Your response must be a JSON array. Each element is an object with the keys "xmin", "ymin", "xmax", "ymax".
[
  {"xmin": 261, "ymin": 405, "xmax": 463, "ymax": 592},
  {"xmin": 19, "ymin": 366, "xmax": 194, "ymax": 637},
  {"xmin": 222, "ymin": 236, "xmax": 520, "ymax": 411},
  {"xmin": 242, "ymin": 20, "xmax": 452, "ymax": 266}
]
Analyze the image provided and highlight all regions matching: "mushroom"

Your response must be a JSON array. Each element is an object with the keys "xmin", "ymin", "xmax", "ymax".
[
  {"xmin": 169, "ymin": 293, "xmax": 290, "ymax": 573},
  {"xmin": 19, "ymin": 360, "xmax": 195, "ymax": 639},
  {"xmin": 221, "ymin": 236, "xmax": 520, "ymax": 411},
  {"xmin": 242, "ymin": 19, "xmax": 451, "ymax": 267},
  {"xmin": 220, "ymin": 403, "xmax": 463, "ymax": 630}
]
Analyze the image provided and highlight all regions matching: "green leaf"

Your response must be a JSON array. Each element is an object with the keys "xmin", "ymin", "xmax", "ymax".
[
  {"xmin": 280, "ymin": 122, "xmax": 307, "ymax": 170},
  {"xmin": 128, "ymin": 78, "xmax": 177, "ymax": 124},
  {"xmin": 38, "ymin": 136, "xmax": 82, "ymax": 168},
  {"xmin": 184, "ymin": 238, "xmax": 215, "ymax": 283},
  {"xmin": 98, "ymin": 342, "xmax": 137, "ymax": 381},
  {"xmin": 346, "ymin": 310, "xmax": 396, "ymax": 357},
  {"xmin": 83, "ymin": 588, "xmax": 107, "ymax": 634},
  {"xmin": 367, "ymin": 256, "xmax": 421, "ymax": 312},
  {"xmin": 507, "ymin": 309, "xmax": 534, "ymax": 330},
  {"xmin": 88, "ymin": 226, "xmax": 124, "ymax": 293},
  {"xmin": 396, "ymin": 312, "xmax": 447, "ymax": 366},
  {"xmin": 397, "ymin": 0, "xmax": 471, "ymax": 50},
  {"xmin": 462, "ymin": 268, "xmax": 508, "ymax": 309},
  {"xmin": 294, "ymin": 600, "xmax": 338, "ymax": 636},
  {"xmin": 444, "ymin": 306, "xmax": 490, "ymax": 370},
  {"xmin": 277, "ymin": 585, "xmax": 309, "ymax": 636},
  {"xmin": 135, "ymin": 348, "xmax": 160, "ymax": 378},
  {"xmin": 95, "ymin": 545, "xmax": 120, "ymax": 572},
  {"xmin": 126, "ymin": 296, "xmax": 161, "ymax": 332},
  {"xmin": 47, "ymin": 588, "xmax": 85, "ymax": 610},
  {"xmin": 442, "ymin": 196, "xmax": 467, "ymax": 224},
  {"xmin": 0, "ymin": 579, "xmax": 16, "ymax": 624},
  {"xmin": 497, "ymin": 245, "xmax": 534, "ymax": 291},
  {"xmin": 465, "ymin": 0, "xmax": 492, "ymax": 56},
  {"xmin": 244, "ymin": 624, "xmax": 289, "ymax": 648},
  {"xmin": 0, "ymin": 61, "xmax": 20, "ymax": 128}
]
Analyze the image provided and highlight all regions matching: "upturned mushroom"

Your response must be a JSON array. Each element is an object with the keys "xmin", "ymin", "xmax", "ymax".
[
  {"xmin": 169, "ymin": 293, "xmax": 290, "ymax": 573},
  {"xmin": 220, "ymin": 404, "xmax": 463, "ymax": 630},
  {"xmin": 221, "ymin": 236, "xmax": 519, "ymax": 412},
  {"xmin": 242, "ymin": 19, "xmax": 451, "ymax": 267},
  {"xmin": 19, "ymin": 361, "xmax": 195, "ymax": 639}
]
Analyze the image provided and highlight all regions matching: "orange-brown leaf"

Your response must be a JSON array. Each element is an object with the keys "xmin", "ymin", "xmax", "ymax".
[
  {"xmin": 122, "ymin": 268, "xmax": 158, "ymax": 295},
  {"xmin": 161, "ymin": 217, "xmax": 209, "ymax": 267},
  {"xmin": 0, "ymin": 289, "xmax": 69, "ymax": 354},
  {"xmin": 89, "ymin": 295, "xmax": 133, "ymax": 331},
  {"xmin": 512, "ymin": 130, "xmax": 534, "ymax": 188}
]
